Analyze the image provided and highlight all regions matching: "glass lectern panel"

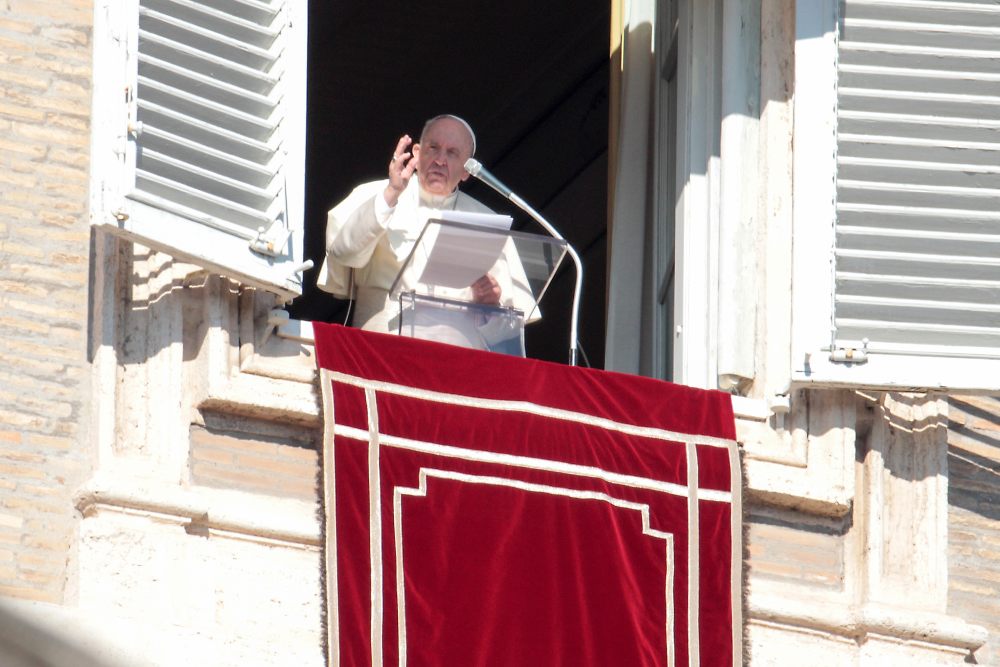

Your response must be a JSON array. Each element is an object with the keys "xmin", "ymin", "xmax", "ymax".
[
  {"xmin": 389, "ymin": 219, "xmax": 568, "ymax": 354},
  {"xmin": 390, "ymin": 220, "xmax": 568, "ymax": 308},
  {"xmin": 398, "ymin": 292, "xmax": 525, "ymax": 356}
]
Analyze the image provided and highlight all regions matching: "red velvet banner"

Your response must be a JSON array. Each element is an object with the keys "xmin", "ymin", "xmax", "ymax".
[{"xmin": 316, "ymin": 323, "xmax": 741, "ymax": 666}]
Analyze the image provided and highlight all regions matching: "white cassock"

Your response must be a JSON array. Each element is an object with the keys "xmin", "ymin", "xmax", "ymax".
[{"xmin": 316, "ymin": 177, "xmax": 538, "ymax": 350}]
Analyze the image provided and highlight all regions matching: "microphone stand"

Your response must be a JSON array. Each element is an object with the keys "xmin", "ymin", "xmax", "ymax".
[
  {"xmin": 464, "ymin": 159, "xmax": 583, "ymax": 366},
  {"xmin": 508, "ymin": 194, "xmax": 583, "ymax": 366}
]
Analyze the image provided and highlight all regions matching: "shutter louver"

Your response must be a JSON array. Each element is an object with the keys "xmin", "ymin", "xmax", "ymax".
[
  {"xmin": 132, "ymin": 0, "xmax": 286, "ymax": 238},
  {"xmin": 835, "ymin": 0, "xmax": 1000, "ymax": 354}
]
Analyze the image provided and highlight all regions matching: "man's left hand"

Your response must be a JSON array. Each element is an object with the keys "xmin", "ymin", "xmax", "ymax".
[{"xmin": 471, "ymin": 274, "xmax": 501, "ymax": 305}]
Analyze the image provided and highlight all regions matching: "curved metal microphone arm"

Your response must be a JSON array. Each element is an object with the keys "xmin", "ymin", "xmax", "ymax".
[
  {"xmin": 507, "ymin": 193, "xmax": 583, "ymax": 366},
  {"xmin": 464, "ymin": 158, "xmax": 583, "ymax": 365}
]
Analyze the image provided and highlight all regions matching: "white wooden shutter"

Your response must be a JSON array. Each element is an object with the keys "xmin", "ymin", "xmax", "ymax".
[
  {"xmin": 91, "ymin": 0, "xmax": 307, "ymax": 300},
  {"xmin": 792, "ymin": 0, "xmax": 1000, "ymax": 391}
]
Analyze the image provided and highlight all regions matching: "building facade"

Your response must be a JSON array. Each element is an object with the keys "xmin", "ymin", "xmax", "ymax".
[
  {"xmin": 604, "ymin": 0, "xmax": 1000, "ymax": 663},
  {"xmin": 0, "ymin": 1, "xmax": 321, "ymax": 663},
  {"xmin": 0, "ymin": 0, "xmax": 998, "ymax": 665}
]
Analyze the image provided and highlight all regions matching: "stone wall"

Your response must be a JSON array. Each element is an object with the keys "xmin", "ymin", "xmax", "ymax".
[
  {"xmin": 77, "ymin": 244, "xmax": 324, "ymax": 665},
  {"xmin": 743, "ymin": 390, "xmax": 989, "ymax": 664},
  {"xmin": 190, "ymin": 414, "xmax": 319, "ymax": 500},
  {"xmin": 948, "ymin": 395, "xmax": 1000, "ymax": 665},
  {"xmin": 0, "ymin": 5, "xmax": 326, "ymax": 661},
  {"xmin": 0, "ymin": 0, "xmax": 93, "ymax": 604}
]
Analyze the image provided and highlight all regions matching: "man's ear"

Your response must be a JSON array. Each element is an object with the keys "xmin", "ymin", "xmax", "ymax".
[{"xmin": 411, "ymin": 143, "xmax": 420, "ymax": 161}]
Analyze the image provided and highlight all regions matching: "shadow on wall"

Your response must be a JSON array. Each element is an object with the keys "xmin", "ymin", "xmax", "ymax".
[
  {"xmin": 949, "ymin": 395, "xmax": 1000, "ymax": 522},
  {"xmin": 947, "ymin": 394, "xmax": 1000, "ymax": 666},
  {"xmin": 0, "ymin": 600, "xmax": 127, "ymax": 667}
]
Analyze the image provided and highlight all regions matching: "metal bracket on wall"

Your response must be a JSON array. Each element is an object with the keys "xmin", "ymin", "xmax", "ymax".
[{"xmin": 260, "ymin": 308, "xmax": 314, "ymax": 347}]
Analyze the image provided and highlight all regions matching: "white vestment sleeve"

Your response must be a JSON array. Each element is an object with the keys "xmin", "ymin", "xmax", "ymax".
[
  {"xmin": 316, "ymin": 180, "xmax": 394, "ymax": 298},
  {"xmin": 326, "ymin": 180, "xmax": 393, "ymax": 268}
]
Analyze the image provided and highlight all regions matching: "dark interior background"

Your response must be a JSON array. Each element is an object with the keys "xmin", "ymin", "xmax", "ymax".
[{"xmin": 289, "ymin": 0, "xmax": 610, "ymax": 368}]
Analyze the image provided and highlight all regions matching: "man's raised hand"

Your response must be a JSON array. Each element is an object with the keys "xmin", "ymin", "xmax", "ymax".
[{"xmin": 384, "ymin": 134, "xmax": 417, "ymax": 208}]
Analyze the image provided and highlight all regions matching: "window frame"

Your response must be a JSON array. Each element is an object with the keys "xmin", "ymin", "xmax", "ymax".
[{"xmin": 605, "ymin": 0, "xmax": 725, "ymax": 389}]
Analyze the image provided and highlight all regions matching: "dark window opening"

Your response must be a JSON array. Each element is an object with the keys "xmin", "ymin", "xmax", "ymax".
[{"xmin": 288, "ymin": 0, "xmax": 610, "ymax": 368}]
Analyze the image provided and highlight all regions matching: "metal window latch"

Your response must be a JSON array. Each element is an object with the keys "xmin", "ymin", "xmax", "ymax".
[{"xmin": 829, "ymin": 336, "xmax": 869, "ymax": 364}]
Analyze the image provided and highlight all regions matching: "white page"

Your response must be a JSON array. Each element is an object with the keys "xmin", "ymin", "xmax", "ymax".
[
  {"xmin": 437, "ymin": 210, "xmax": 513, "ymax": 230},
  {"xmin": 417, "ymin": 223, "xmax": 510, "ymax": 289}
]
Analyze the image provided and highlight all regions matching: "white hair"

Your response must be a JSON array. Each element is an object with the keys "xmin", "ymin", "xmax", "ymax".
[{"xmin": 420, "ymin": 114, "xmax": 477, "ymax": 156}]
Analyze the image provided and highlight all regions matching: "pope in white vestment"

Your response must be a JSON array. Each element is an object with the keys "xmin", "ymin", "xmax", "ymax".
[{"xmin": 316, "ymin": 115, "xmax": 537, "ymax": 350}]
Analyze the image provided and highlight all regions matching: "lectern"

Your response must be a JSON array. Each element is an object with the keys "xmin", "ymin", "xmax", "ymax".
[{"xmin": 389, "ymin": 219, "xmax": 568, "ymax": 355}]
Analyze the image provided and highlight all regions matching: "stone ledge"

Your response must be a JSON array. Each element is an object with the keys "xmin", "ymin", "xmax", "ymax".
[
  {"xmin": 74, "ymin": 469, "xmax": 321, "ymax": 548},
  {"xmin": 749, "ymin": 592, "xmax": 989, "ymax": 654},
  {"xmin": 200, "ymin": 369, "xmax": 322, "ymax": 429}
]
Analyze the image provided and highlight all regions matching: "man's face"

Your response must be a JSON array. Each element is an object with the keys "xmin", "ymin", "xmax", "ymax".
[{"xmin": 413, "ymin": 118, "xmax": 474, "ymax": 196}]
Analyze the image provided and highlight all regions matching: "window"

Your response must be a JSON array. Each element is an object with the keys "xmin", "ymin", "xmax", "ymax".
[
  {"xmin": 605, "ymin": 0, "xmax": 726, "ymax": 388},
  {"xmin": 792, "ymin": 0, "xmax": 1000, "ymax": 391},
  {"xmin": 646, "ymin": 1, "xmax": 678, "ymax": 381},
  {"xmin": 610, "ymin": 0, "xmax": 1000, "ymax": 395},
  {"xmin": 91, "ymin": 0, "xmax": 307, "ymax": 301}
]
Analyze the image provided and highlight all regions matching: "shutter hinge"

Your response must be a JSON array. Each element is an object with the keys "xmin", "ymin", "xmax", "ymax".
[{"xmin": 829, "ymin": 336, "xmax": 869, "ymax": 364}]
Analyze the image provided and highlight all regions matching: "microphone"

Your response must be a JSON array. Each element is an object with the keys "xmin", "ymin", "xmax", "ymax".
[
  {"xmin": 463, "ymin": 158, "xmax": 585, "ymax": 366},
  {"xmin": 464, "ymin": 158, "xmax": 513, "ymax": 199}
]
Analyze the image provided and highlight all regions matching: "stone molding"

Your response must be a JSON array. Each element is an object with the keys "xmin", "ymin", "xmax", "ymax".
[
  {"xmin": 75, "ymin": 468, "xmax": 321, "ymax": 548},
  {"xmin": 734, "ymin": 389, "xmax": 855, "ymax": 517},
  {"xmin": 750, "ymin": 591, "xmax": 988, "ymax": 655}
]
